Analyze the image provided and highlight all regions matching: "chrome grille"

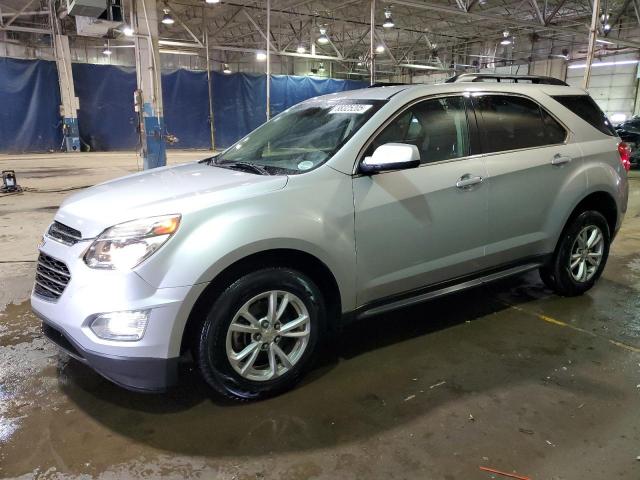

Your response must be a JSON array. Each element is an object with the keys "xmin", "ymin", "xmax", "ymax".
[
  {"xmin": 47, "ymin": 221, "xmax": 82, "ymax": 245},
  {"xmin": 34, "ymin": 253, "xmax": 71, "ymax": 300}
]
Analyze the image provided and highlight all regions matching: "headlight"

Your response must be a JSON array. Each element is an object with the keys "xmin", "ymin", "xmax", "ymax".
[{"xmin": 84, "ymin": 214, "xmax": 181, "ymax": 270}]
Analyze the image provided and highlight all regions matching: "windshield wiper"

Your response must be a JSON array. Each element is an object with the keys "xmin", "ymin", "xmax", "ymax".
[{"xmin": 217, "ymin": 162, "xmax": 271, "ymax": 175}]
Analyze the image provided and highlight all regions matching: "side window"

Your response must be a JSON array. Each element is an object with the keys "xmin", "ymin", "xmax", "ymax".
[
  {"xmin": 541, "ymin": 108, "xmax": 567, "ymax": 144},
  {"xmin": 366, "ymin": 96, "xmax": 470, "ymax": 164},
  {"xmin": 474, "ymin": 95, "xmax": 548, "ymax": 153},
  {"xmin": 552, "ymin": 95, "xmax": 616, "ymax": 136}
]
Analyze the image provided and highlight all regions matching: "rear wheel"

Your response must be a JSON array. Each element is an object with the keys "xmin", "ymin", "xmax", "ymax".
[
  {"xmin": 539, "ymin": 210, "xmax": 610, "ymax": 296},
  {"xmin": 195, "ymin": 268, "xmax": 325, "ymax": 401}
]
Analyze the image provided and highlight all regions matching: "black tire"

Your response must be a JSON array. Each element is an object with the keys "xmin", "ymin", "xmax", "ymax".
[
  {"xmin": 194, "ymin": 268, "xmax": 325, "ymax": 401},
  {"xmin": 540, "ymin": 210, "xmax": 610, "ymax": 297}
]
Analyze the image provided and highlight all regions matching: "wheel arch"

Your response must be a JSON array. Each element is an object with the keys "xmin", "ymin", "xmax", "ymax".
[
  {"xmin": 179, "ymin": 248, "xmax": 343, "ymax": 355},
  {"xmin": 566, "ymin": 190, "xmax": 618, "ymax": 237}
]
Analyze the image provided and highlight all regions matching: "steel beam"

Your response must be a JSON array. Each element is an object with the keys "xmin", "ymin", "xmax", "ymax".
[
  {"xmin": 383, "ymin": 0, "xmax": 640, "ymax": 49},
  {"xmin": 5, "ymin": 0, "xmax": 37, "ymax": 27}
]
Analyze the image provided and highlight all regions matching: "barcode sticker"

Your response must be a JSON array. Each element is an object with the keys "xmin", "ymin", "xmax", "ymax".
[{"xmin": 329, "ymin": 104, "xmax": 373, "ymax": 114}]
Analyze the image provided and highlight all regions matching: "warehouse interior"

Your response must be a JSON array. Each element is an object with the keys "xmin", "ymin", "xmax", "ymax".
[{"xmin": 1, "ymin": 0, "xmax": 640, "ymax": 479}]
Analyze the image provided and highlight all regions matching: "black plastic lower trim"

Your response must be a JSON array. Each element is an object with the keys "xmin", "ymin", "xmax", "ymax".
[
  {"xmin": 353, "ymin": 254, "xmax": 551, "ymax": 320},
  {"xmin": 35, "ymin": 310, "xmax": 178, "ymax": 393}
]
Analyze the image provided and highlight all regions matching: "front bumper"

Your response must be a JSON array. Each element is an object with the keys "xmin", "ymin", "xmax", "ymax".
[
  {"xmin": 36, "ymin": 311, "xmax": 178, "ymax": 392},
  {"xmin": 30, "ymin": 235, "xmax": 204, "ymax": 392}
]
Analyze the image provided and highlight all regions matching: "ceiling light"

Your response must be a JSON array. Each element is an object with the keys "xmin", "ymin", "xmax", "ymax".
[
  {"xmin": 375, "ymin": 44, "xmax": 385, "ymax": 53},
  {"xmin": 223, "ymin": 63, "xmax": 231, "ymax": 74},
  {"xmin": 568, "ymin": 59, "xmax": 639, "ymax": 69},
  {"xmin": 256, "ymin": 51, "xmax": 267, "ymax": 61},
  {"xmin": 161, "ymin": 8, "xmax": 174, "ymax": 25},
  {"xmin": 205, "ymin": 0, "xmax": 220, "ymax": 3},
  {"xmin": 383, "ymin": 8, "xmax": 394, "ymax": 28},
  {"xmin": 122, "ymin": 25, "xmax": 134, "ymax": 36},
  {"xmin": 296, "ymin": 44, "xmax": 306, "ymax": 53},
  {"xmin": 317, "ymin": 27, "xmax": 330, "ymax": 45},
  {"xmin": 102, "ymin": 44, "xmax": 112, "ymax": 56}
]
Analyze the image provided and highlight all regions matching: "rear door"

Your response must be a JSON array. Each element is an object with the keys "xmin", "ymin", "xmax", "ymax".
[
  {"xmin": 472, "ymin": 93, "xmax": 584, "ymax": 266},
  {"xmin": 353, "ymin": 95, "xmax": 490, "ymax": 306}
]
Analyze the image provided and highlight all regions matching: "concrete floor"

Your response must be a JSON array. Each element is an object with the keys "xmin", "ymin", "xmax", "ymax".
[{"xmin": 1, "ymin": 151, "xmax": 639, "ymax": 480}]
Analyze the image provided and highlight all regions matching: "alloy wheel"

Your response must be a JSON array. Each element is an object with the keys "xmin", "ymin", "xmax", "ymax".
[
  {"xmin": 225, "ymin": 290, "xmax": 311, "ymax": 381},
  {"xmin": 568, "ymin": 225, "xmax": 604, "ymax": 283}
]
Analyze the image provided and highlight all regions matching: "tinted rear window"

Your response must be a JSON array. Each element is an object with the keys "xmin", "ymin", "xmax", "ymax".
[{"xmin": 552, "ymin": 95, "xmax": 615, "ymax": 136}]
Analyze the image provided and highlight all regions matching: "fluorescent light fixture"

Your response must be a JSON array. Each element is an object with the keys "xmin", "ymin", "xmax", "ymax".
[
  {"xmin": 317, "ymin": 27, "xmax": 330, "ymax": 45},
  {"xmin": 205, "ymin": 0, "xmax": 220, "ymax": 3},
  {"xmin": 375, "ymin": 44, "xmax": 385, "ymax": 53},
  {"xmin": 158, "ymin": 49, "xmax": 198, "ymax": 55},
  {"xmin": 500, "ymin": 30, "xmax": 512, "ymax": 45},
  {"xmin": 568, "ymin": 59, "xmax": 639, "ymax": 69},
  {"xmin": 256, "ymin": 51, "xmax": 267, "ymax": 61},
  {"xmin": 596, "ymin": 38, "xmax": 615, "ymax": 44},
  {"xmin": 122, "ymin": 25, "xmax": 134, "ymax": 36},
  {"xmin": 223, "ymin": 63, "xmax": 231, "ymax": 74},
  {"xmin": 383, "ymin": 8, "xmax": 394, "ymax": 28},
  {"xmin": 161, "ymin": 8, "xmax": 174, "ymax": 25},
  {"xmin": 296, "ymin": 44, "xmax": 306, "ymax": 53}
]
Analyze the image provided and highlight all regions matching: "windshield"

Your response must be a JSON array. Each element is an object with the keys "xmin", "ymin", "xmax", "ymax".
[{"xmin": 214, "ymin": 99, "xmax": 385, "ymax": 175}]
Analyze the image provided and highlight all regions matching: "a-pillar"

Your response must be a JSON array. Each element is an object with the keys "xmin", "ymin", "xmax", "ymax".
[
  {"xmin": 132, "ymin": 0, "xmax": 166, "ymax": 169},
  {"xmin": 53, "ymin": 34, "xmax": 80, "ymax": 152}
]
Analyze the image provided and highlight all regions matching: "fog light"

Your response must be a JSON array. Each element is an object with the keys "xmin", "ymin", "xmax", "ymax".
[{"xmin": 90, "ymin": 310, "xmax": 150, "ymax": 341}]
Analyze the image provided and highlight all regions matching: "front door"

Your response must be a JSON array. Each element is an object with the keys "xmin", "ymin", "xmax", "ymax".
[{"xmin": 353, "ymin": 95, "xmax": 489, "ymax": 306}]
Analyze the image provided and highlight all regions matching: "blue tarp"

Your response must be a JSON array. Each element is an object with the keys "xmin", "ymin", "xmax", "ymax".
[
  {"xmin": 0, "ymin": 57, "xmax": 367, "ymax": 152},
  {"xmin": 73, "ymin": 63, "xmax": 138, "ymax": 151},
  {"xmin": 270, "ymin": 75, "xmax": 367, "ymax": 116},
  {"xmin": 212, "ymin": 72, "xmax": 267, "ymax": 149},
  {"xmin": 0, "ymin": 58, "xmax": 62, "ymax": 153},
  {"xmin": 163, "ymin": 69, "xmax": 211, "ymax": 149}
]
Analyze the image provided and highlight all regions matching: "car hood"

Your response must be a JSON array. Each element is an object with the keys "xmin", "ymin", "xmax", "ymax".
[{"xmin": 55, "ymin": 162, "xmax": 288, "ymax": 238}]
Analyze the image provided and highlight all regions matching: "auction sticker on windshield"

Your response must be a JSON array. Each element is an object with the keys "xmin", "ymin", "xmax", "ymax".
[{"xmin": 329, "ymin": 104, "xmax": 373, "ymax": 114}]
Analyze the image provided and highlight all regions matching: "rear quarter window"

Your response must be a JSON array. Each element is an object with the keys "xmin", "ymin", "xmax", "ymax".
[{"xmin": 552, "ymin": 95, "xmax": 616, "ymax": 136}]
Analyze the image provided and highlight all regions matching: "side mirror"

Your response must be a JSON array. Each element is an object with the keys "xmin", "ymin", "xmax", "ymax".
[{"xmin": 360, "ymin": 143, "xmax": 421, "ymax": 174}]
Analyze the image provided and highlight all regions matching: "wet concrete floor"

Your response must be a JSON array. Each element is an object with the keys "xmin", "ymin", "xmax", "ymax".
[{"xmin": 0, "ymin": 152, "xmax": 639, "ymax": 479}]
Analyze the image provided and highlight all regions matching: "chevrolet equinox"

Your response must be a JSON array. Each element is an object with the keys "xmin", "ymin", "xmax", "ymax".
[{"xmin": 32, "ymin": 77, "xmax": 629, "ymax": 400}]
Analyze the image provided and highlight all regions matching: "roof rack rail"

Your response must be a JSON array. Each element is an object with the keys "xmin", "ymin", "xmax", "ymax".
[
  {"xmin": 445, "ymin": 73, "xmax": 568, "ymax": 86},
  {"xmin": 368, "ymin": 82, "xmax": 409, "ymax": 87}
]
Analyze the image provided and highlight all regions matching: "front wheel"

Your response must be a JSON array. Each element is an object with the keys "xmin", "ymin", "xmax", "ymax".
[
  {"xmin": 195, "ymin": 268, "xmax": 325, "ymax": 401},
  {"xmin": 539, "ymin": 210, "xmax": 610, "ymax": 297}
]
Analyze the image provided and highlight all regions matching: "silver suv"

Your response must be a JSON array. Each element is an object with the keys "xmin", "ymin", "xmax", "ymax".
[{"xmin": 32, "ymin": 77, "xmax": 629, "ymax": 400}]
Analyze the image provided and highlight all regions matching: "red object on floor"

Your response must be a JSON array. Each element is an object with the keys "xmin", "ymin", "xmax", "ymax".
[{"xmin": 479, "ymin": 466, "xmax": 532, "ymax": 480}]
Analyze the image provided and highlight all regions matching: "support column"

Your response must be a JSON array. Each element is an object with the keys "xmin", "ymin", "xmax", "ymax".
[
  {"xmin": 52, "ymin": 33, "xmax": 80, "ymax": 151},
  {"xmin": 266, "ymin": 0, "xmax": 271, "ymax": 120},
  {"xmin": 583, "ymin": 0, "xmax": 601, "ymax": 89},
  {"xmin": 370, "ymin": 0, "xmax": 375, "ymax": 86},
  {"xmin": 133, "ymin": 0, "xmax": 166, "ymax": 169}
]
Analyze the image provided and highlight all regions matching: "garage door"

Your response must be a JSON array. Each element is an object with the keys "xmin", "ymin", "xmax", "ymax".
[{"xmin": 566, "ymin": 53, "xmax": 638, "ymax": 122}]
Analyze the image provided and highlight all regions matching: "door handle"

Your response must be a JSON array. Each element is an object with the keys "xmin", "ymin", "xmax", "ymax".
[
  {"xmin": 551, "ymin": 154, "xmax": 572, "ymax": 166},
  {"xmin": 456, "ymin": 174, "xmax": 484, "ymax": 189}
]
